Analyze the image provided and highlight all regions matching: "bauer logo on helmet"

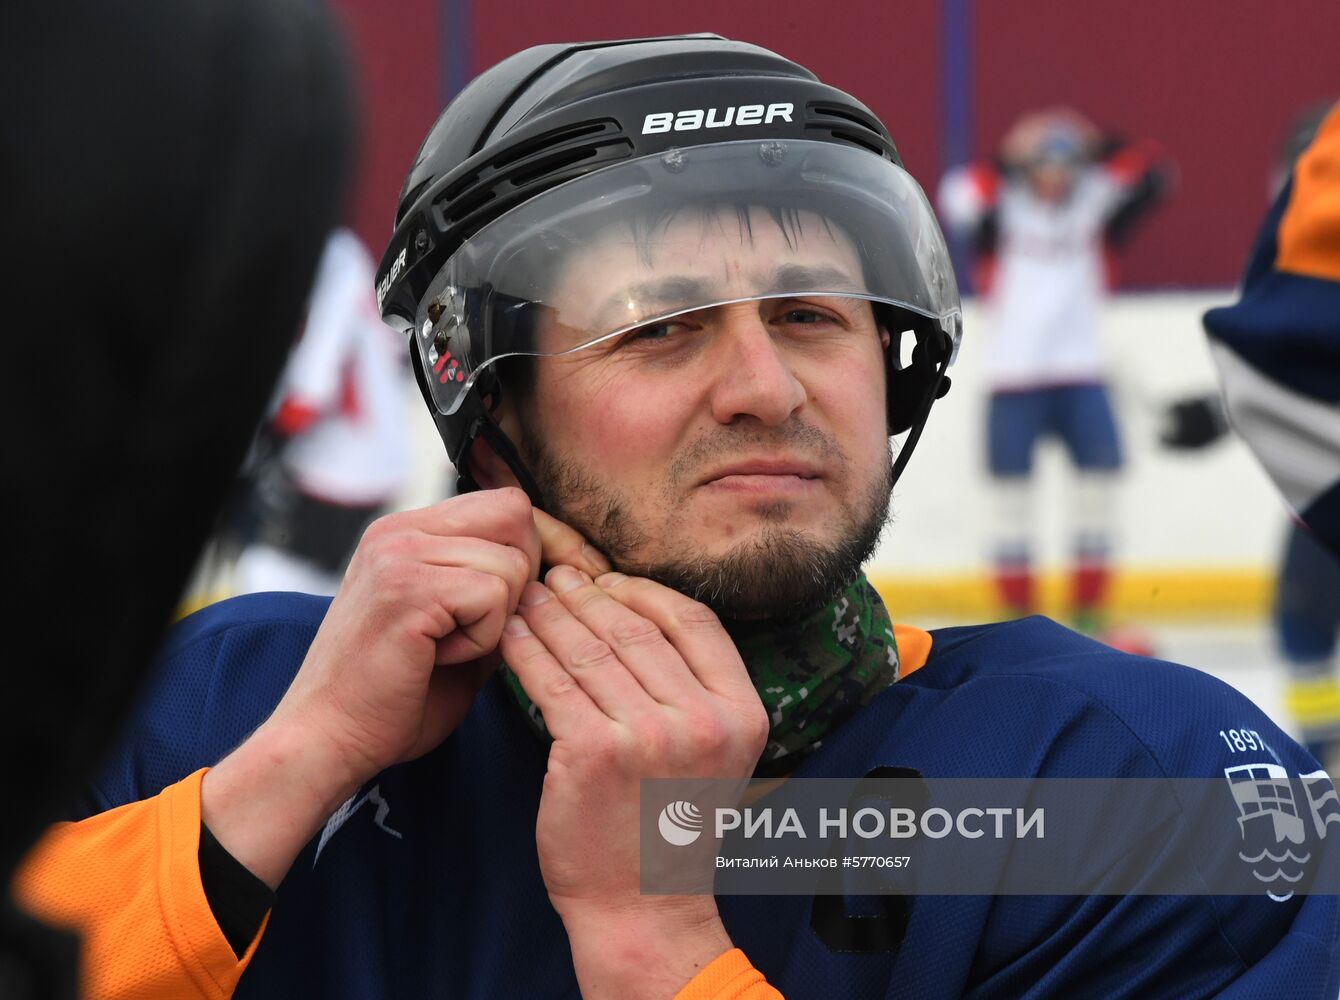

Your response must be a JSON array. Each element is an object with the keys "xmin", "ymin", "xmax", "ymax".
[{"xmin": 641, "ymin": 103, "xmax": 794, "ymax": 135}]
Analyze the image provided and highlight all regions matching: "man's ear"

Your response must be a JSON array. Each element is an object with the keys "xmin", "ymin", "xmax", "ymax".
[{"xmin": 464, "ymin": 393, "xmax": 526, "ymax": 490}]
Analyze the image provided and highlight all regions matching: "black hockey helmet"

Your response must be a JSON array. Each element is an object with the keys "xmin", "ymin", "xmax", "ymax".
[{"xmin": 375, "ymin": 34, "xmax": 961, "ymax": 502}]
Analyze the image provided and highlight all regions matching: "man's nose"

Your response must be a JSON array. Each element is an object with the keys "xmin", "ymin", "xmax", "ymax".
[{"xmin": 706, "ymin": 305, "xmax": 807, "ymax": 426}]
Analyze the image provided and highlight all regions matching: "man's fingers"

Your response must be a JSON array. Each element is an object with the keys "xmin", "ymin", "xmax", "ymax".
[
  {"xmin": 373, "ymin": 490, "xmax": 607, "ymax": 586},
  {"xmin": 591, "ymin": 574, "xmax": 754, "ymax": 698},
  {"xmin": 534, "ymin": 507, "xmax": 610, "ymax": 577},
  {"xmin": 517, "ymin": 579, "xmax": 656, "ymax": 721},
  {"xmin": 427, "ymin": 566, "xmax": 512, "ymax": 664},
  {"xmin": 411, "ymin": 534, "xmax": 533, "ymax": 615},
  {"xmin": 500, "ymin": 612, "xmax": 605, "ymax": 738},
  {"xmin": 541, "ymin": 565, "xmax": 700, "ymax": 705},
  {"xmin": 384, "ymin": 488, "xmax": 542, "ymax": 576}
]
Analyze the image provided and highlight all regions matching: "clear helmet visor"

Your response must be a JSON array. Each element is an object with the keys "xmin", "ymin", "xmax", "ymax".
[{"xmin": 411, "ymin": 140, "xmax": 961, "ymax": 415}]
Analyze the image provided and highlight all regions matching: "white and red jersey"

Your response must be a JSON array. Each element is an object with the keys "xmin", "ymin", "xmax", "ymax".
[
  {"xmin": 939, "ymin": 144, "xmax": 1166, "ymax": 391},
  {"xmin": 271, "ymin": 229, "xmax": 410, "ymax": 506}
]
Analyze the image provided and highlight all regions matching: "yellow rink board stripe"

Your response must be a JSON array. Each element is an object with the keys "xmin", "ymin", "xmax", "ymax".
[
  {"xmin": 1285, "ymin": 677, "xmax": 1340, "ymax": 729},
  {"xmin": 868, "ymin": 567, "xmax": 1273, "ymax": 621}
]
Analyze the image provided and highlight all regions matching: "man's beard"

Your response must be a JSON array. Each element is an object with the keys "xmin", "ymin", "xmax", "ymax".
[{"xmin": 520, "ymin": 425, "xmax": 893, "ymax": 621}]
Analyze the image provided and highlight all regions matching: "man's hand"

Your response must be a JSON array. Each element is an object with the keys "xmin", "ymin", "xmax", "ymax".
[
  {"xmin": 501, "ymin": 568, "xmax": 769, "ymax": 998},
  {"xmin": 201, "ymin": 488, "xmax": 609, "ymax": 888},
  {"xmin": 269, "ymin": 488, "xmax": 545, "ymax": 780}
]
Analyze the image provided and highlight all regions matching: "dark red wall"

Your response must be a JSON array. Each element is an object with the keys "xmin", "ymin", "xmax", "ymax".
[
  {"xmin": 469, "ymin": 1, "xmax": 942, "ymax": 182},
  {"xmin": 973, "ymin": 1, "xmax": 1340, "ymax": 287},
  {"xmin": 330, "ymin": 0, "xmax": 1339, "ymax": 288},
  {"xmin": 328, "ymin": 0, "xmax": 441, "ymax": 256}
]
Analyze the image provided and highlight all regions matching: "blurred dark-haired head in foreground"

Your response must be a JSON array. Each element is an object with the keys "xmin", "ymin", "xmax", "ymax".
[{"xmin": 0, "ymin": 2, "xmax": 352, "ymax": 994}]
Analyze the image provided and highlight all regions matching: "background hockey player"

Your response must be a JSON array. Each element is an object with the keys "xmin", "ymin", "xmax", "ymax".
[
  {"xmin": 0, "ymin": 0, "xmax": 352, "ymax": 994},
  {"xmin": 1206, "ymin": 101, "xmax": 1340, "ymax": 770},
  {"xmin": 227, "ymin": 228, "xmax": 411, "ymax": 597},
  {"xmin": 939, "ymin": 108, "xmax": 1171, "ymax": 640}
]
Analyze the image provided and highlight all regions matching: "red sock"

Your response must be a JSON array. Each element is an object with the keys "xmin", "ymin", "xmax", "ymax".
[
  {"xmin": 996, "ymin": 565, "xmax": 1035, "ymax": 617},
  {"xmin": 1072, "ymin": 560, "xmax": 1110, "ymax": 616}
]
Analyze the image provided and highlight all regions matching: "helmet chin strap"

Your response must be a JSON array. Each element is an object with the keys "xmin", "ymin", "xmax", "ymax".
[
  {"xmin": 888, "ymin": 336, "xmax": 952, "ymax": 490},
  {"xmin": 461, "ymin": 407, "xmax": 550, "ymax": 513}
]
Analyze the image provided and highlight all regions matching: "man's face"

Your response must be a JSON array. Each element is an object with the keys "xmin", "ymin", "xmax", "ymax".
[
  {"xmin": 1026, "ymin": 160, "xmax": 1078, "ymax": 203},
  {"xmin": 502, "ymin": 205, "xmax": 895, "ymax": 619}
]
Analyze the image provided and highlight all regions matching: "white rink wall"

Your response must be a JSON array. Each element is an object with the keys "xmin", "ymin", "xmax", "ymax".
[
  {"xmin": 875, "ymin": 291, "xmax": 1288, "ymax": 578},
  {"xmin": 393, "ymin": 291, "xmax": 1290, "ymax": 605}
]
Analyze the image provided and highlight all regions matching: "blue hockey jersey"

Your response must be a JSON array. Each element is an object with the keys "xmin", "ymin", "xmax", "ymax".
[
  {"xmin": 1204, "ymin": 101, "xmax": 1340, "ymax": 553},
  {"xmin": 83, "ymin": 592, "xmax": 1340, "ymax": 998}
]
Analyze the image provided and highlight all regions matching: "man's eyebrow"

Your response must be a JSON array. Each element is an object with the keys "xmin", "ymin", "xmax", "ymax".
[
  {"xmin": 591, "ymin": 275, "xmax": 715, "ymax": 329},
  {"xmin": 765, "ymin": 263, "xmax": 865, "ymax": 293},
  {"xmin": 588, "ymin": 264, "xmax": 866, "ymax": 330}
]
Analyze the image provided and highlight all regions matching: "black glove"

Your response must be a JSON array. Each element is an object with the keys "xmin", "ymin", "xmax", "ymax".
[{"xmin": 1159, "ymin": 394, "xmax": 1229, "ymax": 450}]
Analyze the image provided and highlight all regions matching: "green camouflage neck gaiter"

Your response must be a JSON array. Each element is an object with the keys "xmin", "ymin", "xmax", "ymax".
[{"xmin": 501, "ymin": 573, "xmax": 901, "ymax": 777}]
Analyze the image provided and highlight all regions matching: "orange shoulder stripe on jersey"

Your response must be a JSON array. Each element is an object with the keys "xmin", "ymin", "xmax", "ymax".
[
  {"xmin": 675, "ymin": 947, "xmax": 784, "ymax": 1000},
  {"xmin": 1278, "ymin": 101, "xmax": 1340, "ymax": 283},
  {"xmin": 12, "ymin": 767, "xmax": 267, "ymax": 1000},
  {"xmin": 893, "ymin": 623, "xmax": 933, "ymax": 679}
]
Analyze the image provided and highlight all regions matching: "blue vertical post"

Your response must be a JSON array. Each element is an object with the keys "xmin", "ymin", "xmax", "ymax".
[
  {"xmin": 441, "ymin": 0, "xmax": 471, "ymax": 104},
  {"xmin": 940, "ymin": 0, "xmax": 974, "ymax": 293}
]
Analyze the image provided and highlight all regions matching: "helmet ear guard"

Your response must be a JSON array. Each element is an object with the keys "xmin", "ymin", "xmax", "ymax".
[
  {"xmin": 883, "ymin": 316, "xmax": 953, "ymax": 488},
  {"xmin": 884, "ymin": 314, "xmax": 953, "ymax": 436}
]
